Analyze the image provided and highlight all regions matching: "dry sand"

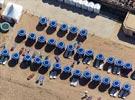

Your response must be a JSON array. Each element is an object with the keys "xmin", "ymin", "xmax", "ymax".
[{"xmin": 0, "ymin": 13, "xmax": 135, "ymax": 100}]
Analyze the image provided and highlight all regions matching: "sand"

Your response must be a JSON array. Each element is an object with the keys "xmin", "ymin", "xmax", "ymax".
[{"xmin": 0, "ymin": 13, "xmax": 135, "ymax": 100}]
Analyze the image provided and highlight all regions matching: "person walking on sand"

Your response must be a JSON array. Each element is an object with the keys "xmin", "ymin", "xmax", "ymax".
[{"xmin": 81, "ymin": 91, "xmax": 88, "ymax": 100}]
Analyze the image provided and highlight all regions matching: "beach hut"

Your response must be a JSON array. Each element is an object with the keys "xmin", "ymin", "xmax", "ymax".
[
  {"xmin": 113, "ymin": 59, "xmax": 124, "ymax": 75},
  {"xmin": 37, "ymin": 35, "xmax": 46, "ymax": 44},
  {"xmin": 60, "ymin": 23, "xmax": 68, "ymax": 32},
  {"xmin": 83, "ymin": 49, "xmax": 94, "ymax": 65},
  {"xmin": 94, "ymin": 53, "xmax": 105, "ymax": 68},
  {"xmin": 49, "ymin": 20, "xmax": 57, "ymax": 29},
  {"xmin": 121, "ymin": 63, "xmax": 132, "ymax": 77},
  {"xmin": 93, "ymin": 3, "xmax": 101, "ymax": 14},
  {"xmin": 88, "ymin": 2, "xmax": 94, "ymax": 12},
  {"xmin": 69, "ymin": 26, "xmax": 78, "ymax": 35},
  {"xmin": 118, "ymin": 83, "xmax": 131, "ymax": 99},
  {"xmin": 56, "ymin": 41, "xmax": 65, "ymax": 51},
  {"xmin": 39, "ymin": 16, "xmax": 48, "ymax": 26},
  {"xmin": 64, "ymin": 44, "xmax": 75, "ymax": 58}
]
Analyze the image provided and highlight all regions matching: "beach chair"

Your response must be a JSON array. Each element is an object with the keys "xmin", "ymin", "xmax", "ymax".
[
  {"xmin": 112, "ymin": 66, "xmax": 117, "ymax": 74},
  {"xmin": 70, "ymin": 78, "xmax": 78, "ymax": 87},
  {"xmin": 49, "ymin": 71, "xmax": 57, "ymax": 79},
  {"xmin": 122, "ymin": 91, "xmax": 130, "ymax": 99},
  {"xmin": 98, "ymin": 63, "xmax": 104, "ymax": 70},
  {"xmin": 95, "ymin": 60, "xmax": 100, "ymax": 68},
  {"xmin": 2, "ymin": 58, "xmax": 8, "ymax": 65},
  {"xmin": 107, "ymin": 66, "xmax": 112, "ymax": 74},
  {"xmin": 118, "ymin": 89, "xmax": 125, "ymax": 98},
  {"xmin": 117, "ymin": 67, "xmax": 121, "ymax": 75},
  {"xmin": 113, "ymin": 91, "xmax": 119, "ymax": 97},
  {"xmin": 109, "ymin": 88, "xmax": 117, "ymax": 96}
]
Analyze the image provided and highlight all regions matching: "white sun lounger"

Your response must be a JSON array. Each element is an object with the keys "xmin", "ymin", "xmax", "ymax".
[
  {"xmin": 2, "ymin": 60, "xmax": 7, "ymax": 65},
  {"xmin": 87, "ymin": 60, "xmax": 92, "ymax": 65},
  {"xmin": 70, "ymin": 78, "xmax": 78, "ymax": 87},
  {"xmin": 107, "ymin": 66, "xmax": 112, "ymax": 74},
  {"xmin": 98, "ymin": 63, "xmax": 104, "ymax": 70},
  {"xmin": 117, "ymin": 68, "xmax": 121, "ymax": 75},
  {"xmin": 110, "ymin": 88, "xmax": 117, "ymax": 97},
  {"xmin": 113, "ymin": 91, "xmax": 119, "ymax": 97},
  {"xmin": 49, "ymin": 71, "xmax": 57, "ymax": 79},
  {"xmin": 95, "ymin": 60, "xmax": 100, "ymax": 68}
]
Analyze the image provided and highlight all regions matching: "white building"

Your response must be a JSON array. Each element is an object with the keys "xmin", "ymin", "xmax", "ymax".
[{"xmin": 2, "ymin": 2, "xmax": 23, "ymax": 23}]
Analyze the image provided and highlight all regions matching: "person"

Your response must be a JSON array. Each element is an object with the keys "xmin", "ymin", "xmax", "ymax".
[
  {"xmin": 27, "ymin": 73, "xmax": 35, "ymax": 80},
  {"xmin": 81, "ymin": 91, "xmax": 88, "ymax": 100}
]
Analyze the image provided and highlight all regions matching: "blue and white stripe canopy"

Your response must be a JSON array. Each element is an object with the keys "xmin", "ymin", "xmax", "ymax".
[
  {"xmin": 60, "ymin": 23, "xmax": 68, "ymax": 31},
  {"xmin": 49, "ymin": 20, "xmax": 57, "ymax": 28},
  {"xmin": 37, "ymin": 35, "xmax": 46, "ymax": 43},
  {"xmin": 96, "ymin": 53, "xmax": 105, "ymax": 61},
  {"xmin": 112, "ymin": 80, "xmax": 121, "ymax": 88},
  {"xmin": 39, "ymin": 16, "xmax": 47, "ymax": 25},
  {"xmin": 122, "ymin": 83, "xmax": 131, "ymax": 91},
  {"xmin": 63, "ymin": 66, "xmax": 72, "ymax": 73},
  {"xmin": 17, "ymin": 29, "xmax": 26, "ymax": 37}
]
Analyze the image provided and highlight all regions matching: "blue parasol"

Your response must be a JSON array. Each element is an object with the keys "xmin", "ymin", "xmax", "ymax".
[
  {"xmin": 69, "ymin": 26, "xmax": 78, "ymax": 34},
  {"xmin": 123, "ymin": 63, "xmax": 132, "ymax": 70},
  {"xmin": 48, "ymin": 38, "xmax": 56, "ymax": 46},
  {"xmin": 122, "ymin": 83, "xmax": 131, "ymax": 91},
  {"xmin": 49, "ymin": 20, "xmax": 57, "ymax": 28},
  {"xmin": 39, "ymin": 16, "xmax": 47, "ymax": 25},
  {"xmin": 112, "ymin": 80, "xmax": 121, "ymax": 88},
  {"xmin": 85, "ymin": 49, "xmax": 94, "ymax": 57},
  {"xmin": 11, "ymin": 52, "xmax": 20, "ymax": 60},
  {"xmin": 114, "ymin": 59, "xmax": 124, "ymax": 67},
  {"xmin": 92, "ymin": 74, "xmax": 101, "ymax": 82},
  {"xmin": 42, "ymin": 60, "xmax": 51, "ymax": 69},
  {"xmin": 82, "ymin": 70, "xmax": 91, "ymax": 79},
  {"xmin": 106, "ymin": 57, "xmax": 115, "ymax": 64},
  {"xmin": 60, "ymin": 23, "xmax": 68, "ymax": 31},
  {"xmin": 37, "ymin": 35, "xmax": 46, "ymax": 43},
  {"xmin": 53, "ymin": 62, "xmax": 61, "ymax": 71},
  {"xmin": 17, "ymin": 29, "xmax": 26, "ymax": 37},
  {"xmin": 63, "ymin": 66, "xmax": 72, "ymax": 73},
  {"xmin": 23, "ymin": 54, "xmax": 32, "ymax": 62},
  {"xmin": 96, "ymin": 53, "xmax": 105, "ymax": 61},
  {"xmin": 33, "ymin": 56, "xmax": 42, "ymax": 65},
  {"xmin": 57, "ymin": 41, "xmax": 65, "ymax": 50},
  {"xmin": 28, "ymin": 33, "xmax": 36, "ymax": 41},
  {"xmin": 1, "ymin": 49, "xmax": 9, "ymax": 57},
  {"xmin": 102, "ymin": 76, "xmax": 111, "ymax": 85},
  {"xmin": 79, "ymin": 29, "xmax": 88, "ymax": 37},
  {"xmin": 66, "ymin": 44, "xmax": 74, "ymax": 52},
  {"xmin": 76, "ymin": 48, "xmax": 85, "ymax": 56},
  {"xmin": 73, "ymin": 69, "xmax": 82, "ymax": 77}
]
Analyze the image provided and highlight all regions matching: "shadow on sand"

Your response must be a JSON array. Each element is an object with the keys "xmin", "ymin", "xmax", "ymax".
[
  {"xmin": 45, "ymin": 44, "xmax": 56, "ymax": 53},
  {"xmin": 54, "ymin": 48, "xmax": 65, "ymax": 55},
  {"xmin": 59, "ymin": 72, "xmax": 71, "ymax": 80},
  {"xmin": 66, "ymin": 33, "xmax": 77, "ymax": 41},
  {"xmin": 38, "ymin": 67, "xmax": 49, "ymax": 74},
  {"xmin": 57, "ymin": 30, "xmax": 67, "ymax": 38},
  {"xmin": 98, "ymin": 84, "xmax": 110, "ymax": 92},
  {"xmin": 34, "ymin": 42, "xmax": 46, "ymax": 50},
  {"xmin": 79, "ymin": 77, "xmax": 91, "ymax": 86},
  {"xmin": 8, "ymin": 59, "xmax": 18, "ymax": 67},
  {"xmin": 46, "ymin": 26, "xmax": 57, "ymax": 35},
  {"xmin": 36, "ymin": 24, "xmax": 47, "ymax": 31},
  {"xmin": 88, "ymin": 81, "xmax": 100, "ymax": 89},
  {"xmin": 117, "ymin": 28, "xmax": 135, "ymax": 45},
  {"xmin": 15, "ymin": 36, "xmax": 26, "ymax": 43},
  {"xmin": 25, "ymin": 39, "xmax": 36, "ymax": 47}
]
